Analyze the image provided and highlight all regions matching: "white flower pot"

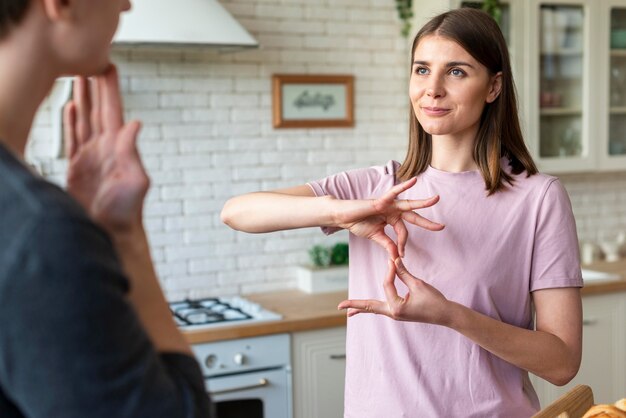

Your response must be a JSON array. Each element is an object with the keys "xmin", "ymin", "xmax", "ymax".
[{"xmin": 296, "ymin": 265, "xmax": 349, "ymax": 294}]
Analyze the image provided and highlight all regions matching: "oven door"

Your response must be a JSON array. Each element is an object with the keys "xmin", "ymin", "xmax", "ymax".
[{"xmin": 206, "ymin": 367, "xmax": 291, "ymax": 418}]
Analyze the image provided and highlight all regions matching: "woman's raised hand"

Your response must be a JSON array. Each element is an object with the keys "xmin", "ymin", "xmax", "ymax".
[
  {"xmin": 63, "ymin": 65, "xmax": 148, "ymax": 236},
  {"xmin": 335, "ymin": 177, "xmax": 444, "ymax": 259},
  {"xmin": 337, "ymin": 258, "xmax": 450, "ymax": 325}
]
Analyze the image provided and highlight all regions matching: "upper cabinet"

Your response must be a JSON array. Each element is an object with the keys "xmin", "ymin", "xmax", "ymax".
[
  {"xmin": 527, "ymin": 0, "xmax": 595, "ymax": 171},
  {"xmin": 450, "ymin": 0, "xmax": 626, "ymax": 173},
  {"xmin": 526, "ymin": 0, "xmax": 594, "ymax": 173},
  {"xmin": 600, "ymin": 1, "xmax": 626, "ymax": 169}
]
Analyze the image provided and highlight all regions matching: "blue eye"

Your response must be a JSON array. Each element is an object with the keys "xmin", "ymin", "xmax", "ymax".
[
  {"xmin": 450, "ymin": 68, "xmax": 466, "ymax": 77},
  {"xmin": 415, "ymin": 67, "xmax": 429, "ymax": 75}
]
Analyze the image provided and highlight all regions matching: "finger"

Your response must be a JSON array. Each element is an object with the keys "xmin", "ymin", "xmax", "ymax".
[
  {"xmin": 370, "ymin": 232, "xmax": 399, "ymax": 259},
  {"xmin": 63, "ymin": 101, "xmax": 77, "ymax": 160},
  {"xmin": 379, "ymin": 177, "xmax": 417, "ymax": 203},
  {"xmin": 394, "ymin": 257, "xmax": 419, "ymax": 289},
  {"xmin": 338, "ymin": 299, "xmax": 388, "ymax": 316},
  {"xmin": 383, "ymin": 259, "xmax": 402, "ymax": 304},
  {"xmin": 89, "ymin": 77, "xmax": 102, "ymax": 136},
  {"xmin": 73, "ymin": 76, "xmax": 91, "ymax": 144},
  {"xmin": 393, "ymin": 220, "xmax": 408, "ymax": 257},
  {"xmin": 100, "ymin": 64, "xmax": 124, "ymax": 131},
  {"xmin": 395, "ymin": 194, "xmax": 440, "ymax": 211},
  {"xmin": 401, "ymin": 211, "xmax": 445, "ymax": 231}
]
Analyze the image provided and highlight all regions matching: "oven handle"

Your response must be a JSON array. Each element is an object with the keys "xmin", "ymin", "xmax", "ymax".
[{"xmin": 208, "ymin": 378, "xmax": 269, "ymax": 395}]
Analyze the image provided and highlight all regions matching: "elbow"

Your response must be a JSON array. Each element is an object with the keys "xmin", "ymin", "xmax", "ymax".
[
  {"xmin": 548, "ymin": 371, "xmax": 577, "ymax": 387},
  {"xmin": 545, "ymin": 359, "xmax": 581, "ymax": 387},
  {"xmin": 220, "ymin": 199, "xmax": 237, "ymax": 229}
]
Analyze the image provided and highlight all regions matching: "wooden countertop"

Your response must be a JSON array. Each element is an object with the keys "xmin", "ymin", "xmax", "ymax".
[
  {"xmin": 183, "ymin": 260, "xmax": 626, "ymax": 344},
  {"xmin": 580, "ymin": 259, "xmax": 626, "ymax": 296}
]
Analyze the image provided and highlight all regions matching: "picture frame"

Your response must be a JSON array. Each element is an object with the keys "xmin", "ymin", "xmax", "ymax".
[{"xmin": 272, "ymin": 74, "xmax": 354, "ymax": 128}]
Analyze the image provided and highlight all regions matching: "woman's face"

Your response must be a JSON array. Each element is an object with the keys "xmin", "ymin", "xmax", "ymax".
[{"xmin": 409, "ymin": 35, "xmax": 501, "ymax": 141}]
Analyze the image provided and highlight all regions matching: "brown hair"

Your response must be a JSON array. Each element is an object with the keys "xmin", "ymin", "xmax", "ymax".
[
  {"xmin": 0, "ymin": 0, "xmax": 30, "ymax": 39},
  {"xmin": 396, "ymin": 8, "xmax": 537, "ymax": 195}
]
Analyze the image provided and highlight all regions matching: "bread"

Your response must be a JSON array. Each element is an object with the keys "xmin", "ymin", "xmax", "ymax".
[
  {"xmin": 615, "ymin": 399, "xmax": 626, "ymax": 412},
  {"xmin": 582, "ymin": 405, "xmax": 626, "ymax": 418}
]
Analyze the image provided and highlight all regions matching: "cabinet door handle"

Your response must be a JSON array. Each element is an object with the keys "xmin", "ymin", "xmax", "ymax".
[
  {"xmin": 209, "ymin": 378, "xmax": 269, "ymax": 395},
  {"xmin": 582, "ymin": 318, "xmax": 598, "ymax": 326},
  {"xmin": 329, "ymin": 354, "xmax": 346, "ymax": 360}
]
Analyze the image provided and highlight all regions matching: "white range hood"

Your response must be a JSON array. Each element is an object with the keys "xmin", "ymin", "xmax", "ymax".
[{"xmin": 113, "ymin": 0, "xmax": 258, "ymax": 48}]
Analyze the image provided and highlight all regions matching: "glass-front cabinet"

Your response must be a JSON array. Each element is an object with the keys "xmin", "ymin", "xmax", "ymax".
[
  {"xmin": 526, "ymin": 0, "xmax": 597, "ymax": 173},
  {"xmin": 537, "ymin": 5, "xmax": 584, "ymax": 159},
  {"xmin": 600, "ymin": 1, "xmax": 626, "ymax": 169},
  {"xmin": 527, "ymin": 0, "xmax": 626, "ymax": 172}
]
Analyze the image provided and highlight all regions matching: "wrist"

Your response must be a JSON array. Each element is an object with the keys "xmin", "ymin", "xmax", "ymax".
[
  {"xmin": 323, "ymin": 195, "xmax": 343, "ymax": 227},
  {"xmin": 442, "ymin": 301, "xmax": 468, "ymax": 330},
  {"xmin": 109, "ymin": 222, "xmax": 148, "ymax": 250}
]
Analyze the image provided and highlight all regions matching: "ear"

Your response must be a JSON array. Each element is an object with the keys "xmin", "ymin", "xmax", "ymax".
[
  {"xmin": 40, "ymin": 0, "xmax": 74, "ymax": 21},
  {"xmin": 486, "ymin": 72, "xmax": 503, "ymax": 104}
]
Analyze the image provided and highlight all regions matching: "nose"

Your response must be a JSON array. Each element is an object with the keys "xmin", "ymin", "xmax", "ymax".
[
  {"xmin": 425, "ymin": 75, "xmax": 445, "ymax": 99},
  {"xmin": 122, "ymin": 0, "xmax": 132, "ymax": 12}
]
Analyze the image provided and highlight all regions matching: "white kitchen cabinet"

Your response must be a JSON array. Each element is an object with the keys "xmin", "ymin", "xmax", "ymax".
[
  {"xmin": 526, "ymin": 0, "xmax": 626, "ymax": 173},
  {"xmin": 530, "ymin": 292, "xmax": 626, "ymax": 406},
  {"xmin": 291, "ymin": 327, "xmax": 346, "ymax": 418},
  {"xmin": 599, "ymin": 1, "xmax": 626, "ymax": 169},
  {"xmin": 525, "ymin": 0, "xmax": 595, "ymax": 173}
]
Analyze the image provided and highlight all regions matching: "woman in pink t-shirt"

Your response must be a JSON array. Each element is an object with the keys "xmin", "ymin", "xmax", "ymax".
[{"xmin": 222, "ymin": 8, "xmax": 582, "ymax": 417}]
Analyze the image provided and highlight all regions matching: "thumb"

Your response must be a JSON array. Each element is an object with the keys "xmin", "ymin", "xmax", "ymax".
[
  {"xmin": 118, "ymin": 120, "xmax": 142, "ymax": 156},
  {"xmin": 394, "ymin": 257, "xmax": 418, "ymax": 288}
]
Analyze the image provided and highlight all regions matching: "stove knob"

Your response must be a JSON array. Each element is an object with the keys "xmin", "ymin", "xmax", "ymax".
[
  {"xmin": 233, "ymin": 353, "xmax": 246, "ymax": 366},
  {"xmin": 205, "ymin": 354, "xmax": 217, "ymax": 369}
]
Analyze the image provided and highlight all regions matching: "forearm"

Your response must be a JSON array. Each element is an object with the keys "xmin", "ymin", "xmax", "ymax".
[
  {"xmin": 112, "ymin": 225, "xmax": 192, "ymax": 356},
  {"xmin": 221, "ymin": 191, "xmax": 340, "ymax": 232},
  {"xmin": 446, "ymin": 302, "xmax": 581, "ymax": 386}
]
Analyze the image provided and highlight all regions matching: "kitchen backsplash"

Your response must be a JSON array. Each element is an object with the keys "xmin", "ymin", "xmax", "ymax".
[{"xmin": 26, "ymin": 0, "xmax": 626, "ymax": 300}]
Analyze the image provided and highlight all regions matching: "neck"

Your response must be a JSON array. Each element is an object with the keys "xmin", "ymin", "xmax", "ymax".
[
  {"xmin": 430, "ymin": 126, "xmax": 480, "ymax": 173},
  {"xmin": 0, "ymin": 15, "xmax": 58, "ymax": 157}
]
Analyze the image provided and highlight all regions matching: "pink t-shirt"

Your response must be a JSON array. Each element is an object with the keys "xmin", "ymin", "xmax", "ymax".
[{"xmin": 308, "ymin": 159, "xmax": 583, "ymax": 418}]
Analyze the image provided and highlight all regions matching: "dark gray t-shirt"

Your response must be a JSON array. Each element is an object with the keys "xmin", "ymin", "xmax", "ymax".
[{"xmin": 0, "ymin": 143, "xmax": 212, "ymax": 418}]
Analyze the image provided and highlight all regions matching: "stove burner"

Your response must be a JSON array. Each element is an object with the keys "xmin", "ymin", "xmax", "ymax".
[
  {"xmin": 170, "ymin": 298, "xmax": 252, "ymax": 327},
  {"xmin": 169, "ymin": 296, "xmax": 281, "ymax": 330}
]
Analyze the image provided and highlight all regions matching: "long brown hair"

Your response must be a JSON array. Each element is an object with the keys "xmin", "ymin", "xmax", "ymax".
[
  {"xmin": 396, "ymin": 8, "xmax": 537, "ymax": 195},
  {"xmin": 0, "ymin": 0, "xmax": 30, "ymax": 39}
]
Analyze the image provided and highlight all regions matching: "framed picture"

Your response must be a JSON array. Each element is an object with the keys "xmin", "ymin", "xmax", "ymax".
[{"xmin": 272, "ymin": 74, "xmax": 354, "ymax": 128}]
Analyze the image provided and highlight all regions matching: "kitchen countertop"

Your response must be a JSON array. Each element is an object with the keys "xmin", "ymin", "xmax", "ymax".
[
  {"xmin": 580, "ymin": 259, "xmax": 626, "ymax": 295},
  {"xmin": 183, "ymin": 260, "xmax": 626, "ymax": 344}
]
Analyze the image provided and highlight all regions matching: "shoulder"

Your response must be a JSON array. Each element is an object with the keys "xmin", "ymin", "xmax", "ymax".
[
  {"xmin": 308, "ymin": 160, "xmax": 400, "ymax": 199},
  {"xmin": 505, "ymin": 160, "xmax": 566, "ymax": 200},
  {"xmin": 0, "ymin": 161, "xmax": 122, "ymax": 295},
  {"xmin": 0, "ymin": 152, "xmax": 88, "ymax": 225}
]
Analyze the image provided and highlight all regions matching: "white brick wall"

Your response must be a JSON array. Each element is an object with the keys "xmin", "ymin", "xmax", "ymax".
[{"xmin": 26, "ymin": 0, "xmax": 624, "ymax": 300}]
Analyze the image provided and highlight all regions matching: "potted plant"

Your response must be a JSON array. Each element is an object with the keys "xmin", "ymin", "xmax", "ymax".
[
  {"xmin": 296, "ymin": 243, "xmax": 349, "ymax": 293},
  {"xmin": 481, "ymin": 0, "xmax": 502, "ymax": 25}
]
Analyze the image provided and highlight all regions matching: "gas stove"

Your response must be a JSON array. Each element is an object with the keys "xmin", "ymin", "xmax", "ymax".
[{"xmin": 169, "ymin": 296, "xmax": 282, "ymax": 330}]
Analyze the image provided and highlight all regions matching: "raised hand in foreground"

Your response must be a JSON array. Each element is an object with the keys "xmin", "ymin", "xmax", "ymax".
[
  {"xmin": 63, "ymin": 64, "xmax": 189, "ymax": 355},
  {"xmin": 338, "ymin": 257, "xmax": 450, "ymax": 325},
  {"xmin": 63, "ymin": 64, "xmax": 146, "ymax": 235}
]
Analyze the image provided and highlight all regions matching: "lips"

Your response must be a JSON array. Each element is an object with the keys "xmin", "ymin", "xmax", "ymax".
[{"xmin": 421, "ymin": 106, "xmax": 450, "ymax": 116}]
